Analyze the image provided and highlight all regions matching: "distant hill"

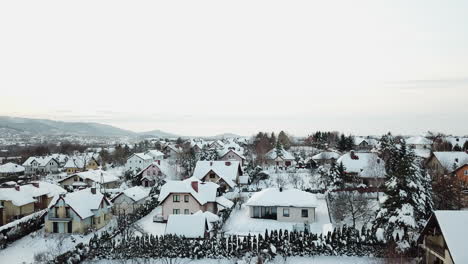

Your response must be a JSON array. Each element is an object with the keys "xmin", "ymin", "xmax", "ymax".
[
  {"xmin": 205, "ymin": 133, "xmax": 243, "ymax": 139},
  {"xmin": 138, "ymin": 129, "xmax": 180, "ymax": 139},
  {"xmin": 0, "ymin": 116, "xmax": 135, "ymax": 137}
]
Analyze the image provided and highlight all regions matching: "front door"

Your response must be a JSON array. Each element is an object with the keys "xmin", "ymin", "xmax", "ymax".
[{"xmin": 67, "ymin": 221, "xmax": 72, "ymax": 233}]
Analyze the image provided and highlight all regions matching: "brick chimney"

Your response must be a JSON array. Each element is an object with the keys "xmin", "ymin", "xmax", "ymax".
[
  {"xmin": 157, "ymin": 160, "xmax": 161, "ymax": 165},
  {"xmin": 210, "ymin": 161, "xmax": 213, "ymax": 166},
  {"xmin": 225, "ymin": 161, "xmax": 231, "ymax": 166},
  {"xmin": 350, "ymin": 150, "xmax": 359, "ymax": 160},
  {"xmin": 191, "ymin": 181, "xmax": 198, "ymax": 192},
  {"xmin": 32, "ymin": 182, "xmax": 39, "ymax": 188},
  {"xmin": 91, "ymin": 187, "xmax": 96, "ymax": 194},
  {"xmin": 15, "ymin": 185, "xmax": 20, "ymax": 191}
]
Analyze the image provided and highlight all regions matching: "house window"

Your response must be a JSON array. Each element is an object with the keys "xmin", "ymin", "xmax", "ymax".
[
  {"xmin": 173, "ymin": 209, "xmax": 180, "ymax": 214},
  {"xmin": 301, "ymin": 209, "xmax": 308, "ymax": 218},
  {"xmin": 184, "ymin": 209, "xmax": 189, "ymax": 214},
  {"xmin": 283, "ymin": 208, "xmax": 290, "ymax": 217},
  {"xmin": 464, "ymin": 170, "xmax": 468, "ymax": 176},
  {"xmin": 173, "ymin": 195, "xmax": 180, "ymax": 202},
  {"xmin": 210, "ymin": 173, "xmax": 216, "ymax": 179},
  {"xmin": 184, "ymin": 195, "xmax": 189, "ymax": 202},
  {"xmin": 74, "ymin": 177, "xmax": 78, "ymax": 182}
]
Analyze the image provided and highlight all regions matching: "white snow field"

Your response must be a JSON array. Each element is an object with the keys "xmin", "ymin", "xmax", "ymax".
[
  {"xmin": 0, "ymin": 219, "xmax": 117, "ymax": 264},
  {"xmin": 134, "ymin": 206, "xmax": 166, "ymax": 236},
  {"xmin": 223, "ymin": 195, "xmax": 331, "ymax": 236}
]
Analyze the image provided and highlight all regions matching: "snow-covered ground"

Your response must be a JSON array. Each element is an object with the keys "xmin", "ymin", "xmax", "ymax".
[
  {"xmin": 84, "ymin": 256, "xmax": 384, "ymax": 264},
  {"xmin": 223, "ymin": 195, "xmax": 331, "ymax": 236},
  {"xmin": 0, "ymin": 219, "xmax": 117, "ymax": 264},
  {"xmin": 254, "ymin": 168, "xmax": 323, "ymax": 191},
  {"xmin": 134, "ymin": 206, "xmax": 166, "ymax": 236}
]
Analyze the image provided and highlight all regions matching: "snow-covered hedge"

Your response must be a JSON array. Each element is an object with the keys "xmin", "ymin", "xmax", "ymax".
[
  {"xmin": 0, "ymin": 209, "xmax": 47, "ymax": 249},
  {"xmin": 54, "ymin": 225, "xmax": 390, "ymax": 263}
]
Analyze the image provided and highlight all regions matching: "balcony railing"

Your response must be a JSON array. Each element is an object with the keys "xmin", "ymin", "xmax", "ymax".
[{"xmin": 48, "ymin": 216, "xmax": 72, "ymax": 222}]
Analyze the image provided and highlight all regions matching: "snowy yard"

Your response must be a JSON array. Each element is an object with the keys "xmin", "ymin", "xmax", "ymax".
[
  {"xmin": 223, "ymin": 196, "xmax": 331, "ymax": 236},
  {"xmin": 134, "ymin": 206, "xmax": 166, "ymax": 236},
  {"xmin": 0, "ymin": 218, "xmax": 116, "ymax": 264},
  {"xmin": 255, "ymin": 168, "xmax": 323, "ymax": 191},
  {"xmin": 84, "ymin": 256, "xmax": 384, "ymax": 264}
]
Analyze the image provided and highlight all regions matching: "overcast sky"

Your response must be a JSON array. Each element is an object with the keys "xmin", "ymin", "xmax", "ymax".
[{"xmin": 1, "ymin": 0, "xmax": 467, "ymax": 137}]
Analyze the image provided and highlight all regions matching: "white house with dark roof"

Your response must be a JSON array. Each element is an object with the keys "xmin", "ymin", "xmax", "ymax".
[
  {"xmin": 419, "ymin": 210, "xmax": 468, "ymax": 264},
  {"xmin": 157, "ymin": 178, "xmax": 232, "ymax": 221},
  {"xmin": 45, "ymin": 188, "xmax": 112, "ymax": 234},
  {"xmin": 336, "ymin": 151, "xmax": 386, "ymax": 187},
  {"xmin": 245, "ymin": 188, "xmax": 318, "ymax": 223},
  {"xmin": 192, "ymin": 160, "xmax": 243, "ymax": 190}
]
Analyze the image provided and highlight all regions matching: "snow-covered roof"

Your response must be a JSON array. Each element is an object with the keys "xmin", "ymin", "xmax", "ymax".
[
  {"xmin": 218, "ymin": 149, "xmax": 246, "ymax": 160},
  {"xmin": 114, "ymin": 186, "xmax": 150, "ymax": 202},
  {"xmin": 265, "ymin": 147, "xmax": 295, "ymax": 161},
  {"xmin": 22, "ymin": 156, "xmax": 58, "ymax": 167},
  {"xmin": 432, "ymin": 152, "xmax": 468, "ymax": 171},
  {"xmin": 337, "ymin": 152, "xmax": 386, "ymax": 178},
  {"xmin": 215, "ymin": 196, "xmax": 234, "ymax": 209},
  {"xmin": 406, "ymin": 136, "xmax": 432, "ymax": 145},
  {"xmin": 413, "ymin": 148, "xmax": 432, "ymax": 159},
  {"xmin": 193, "ymin": 210, "xmax": 220, "ymax": 223},
  {"xmin": 444, "ymin": 136, "xmax": 468, "ymax": 148},
  {"xmin": 145, "ymin": 149, "xmax": 164, "ymax": 158},
  {"xmin": 246, "ymin": 188, "xmax": 318, "ymax": 208},
  {"xmin": 354, "ymin": 137, "xmax": 379, "ymax": 146},
  {"xmin": 312, "ymin": 151, "xmax": 340, "ymax": 161},
  {"xmin": 165, "ymin": 214, "xmax": 207, "ymax": 238},
  {"xmin": 60, "ymin": 169, "xmax": 120, "ymax": 184},
  {"xmin": 0, "ymin": 162, "xmax": 25, "ymax": 173},
  {"xmin": 192, "ymin": 161, "xmax": 241, "ymax": 188},
  {"xmin": 0, "ymin": 182, "xmax": 65, "ymax": 206},
  {"xmin": 158, "ymin": 177, "xmax": 219, "ymax": 205},
  {"xmin": 132, "ymin": 152, "xmax": 154, "ymax": 161},
  {"xmin": 61, "ymin": 188, "xmax": 110, "ymax": 219},
  {"xmin": 433, "ymin": 210, "xmax": 468, "ymax": 264},
  {"xmin": 64, "ymin": 157, "xmax": 85, "ymax": 169},
  {"xmin": 138, "ymin": 160, "xmax": 177, "ymax": 180},
  {"xmin": 239, "ymin": 175, "xmax": 249, "ymax": 185},
  {"xmin": 22, "ymin": 157, "xmax": 36, "ymax": 166}
]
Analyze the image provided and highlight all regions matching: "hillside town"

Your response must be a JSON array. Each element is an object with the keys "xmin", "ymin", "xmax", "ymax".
[{"xmin": 0, "ymin": 131, "xmax": 467, "ymax": 263}]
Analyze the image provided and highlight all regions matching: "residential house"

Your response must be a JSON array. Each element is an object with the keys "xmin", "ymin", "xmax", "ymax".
[
  {"xmin": 218, "ymin": 149, "xmax": 246, "ymax": 166},
  {"xmin": 0, "ymin": 182, "xmax": 66, "ymax": 226},
  {"xmin": 164, "ymin": 211, "xmax": 219, "ymax": 238},
  {"xmin": 125, "ymin": 153, "xmax": 154, "ymax": 172},
  {"xmin": 22, "ymin": 156, "xmax": 60, "ymax": 175},
  {"xmin": 58, "ymin": 169, "xmax": 120, "ymax": 190},
  {"xmin": 426, "ymin": 152, "xmax": 468, "ymax": 178},
  {"xmin": 245, "ymin": 188, "xmax": 317, "ymax": 223},
  {"xmin": 45, "ymin": 188, "xmax": 112, "ymax": 234},
  {"xmin": 406, "ymin": 136, "xmax": 433, "ymax": 150},
  {"xmin": 192, "ymin": 160, "xmax": 243, "ymax": 190},
  {"xmin": 264, "ymin": 147, "xmax": 295, "ymax": 168},
  {"xmin": 111, "ymin": 186, "xmax": 151, "ymax": 215},
  {"xmin": 419, "ymin": 210, "xmax": 468, "ymax": 264},
  {"xmin": 445, "ymin": 137, "xmax": 468, "ymax": 151},
  {"xmin": 63, "ymin": 155, "xmax": 100, "ymax": 175},
  {"xmin": 163, "ymin": 145, "xmax": 182, "ymax": 160},
  {"xmin": 0, "ymin": 162, "xmax": 25, "ymax": 177},
  {"xmin": 354, "ymin": 137, "xmax": 378, "ymax": 151},
  {"xmin": 157, "ymin": 178, "xmax": 233, "ymax": 221},
  {"xmin": 137, "ymin": 160, "xmax": 177, "ymax": 187},
  {"xmin": 145, "ymin": 149, "xmax": 164, "ymax": 160},
  {"xmin": 336, "ymin": 151, "xmax": 386, "ymax": 187},
  {"xmin": 453, "ymin": 163, "xmax": 468, "ymax": 186},
  {"xmin": 312, "ymin": 151, "xmax": 340, "ymax": 166}
]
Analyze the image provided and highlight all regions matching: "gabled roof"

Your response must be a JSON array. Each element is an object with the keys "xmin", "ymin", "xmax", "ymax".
[
  {"xmin": 218, "ymin": 149, "xmax": 246, "ymax": 160},
  {"xmin": 431, "ymin": 211, "xmax": 468, "ymax": 264},
  {"xmin": 265, "ymin": 147, "xmax": 295, "ymax": 161},
  {"xmin": 59, "ymin": 169, "xmax": 119, "ymax": 184},
  {"xmin": 158, "ymin": 177, "xmax": 219, "ymax": 205},
  {"xmin": 64, "ymin": 157, "xmax": 85, "ymax": 169},
  {"xmin": 432, "ymin": 152, "xmax": 468, "ymax": 172},
  {"xmin": 354, "ymin": 137, "xmax": 379, "ymax": 146},
  {"xmin": 312, "ymin": 151, "xmax": 340, "ymax": 161},
  {"xmin": 192, "ymin": 161, "xmax": 242, "ymax": 188},
  {"xmin": 145, "ymin": 149, "xmax": 164, "ymax": 158},
  {"xmin": 130, "ymin": 152, "xmax": 154, "ymax": 161},
  {"xmin": 0, "ymin": 182, "xmax": 66, "ymax": 206},
  {"xmin": 22, "ymin": 157, "xmax": 36, "ymax": 166},
  {"xmin": 337, "ymin": 152, "xmax": 386, "ymax": 178},
  {"xmin": 246, "ymin": 188, "xmax": 318, "ymax": 208},
  {"xmin": 112, "ymin": 186, "xmax": 150, "ymax": 203},
  {"xmin": 59, "ymin": 188, "xmax": 110, "ymax": 219},
  {"xmin": 0, "ymin": 162, "xmax": 25, "ymax": 173},
  {"xmin": 137, "ymin": 161, "xmax": 177, "ymax": 180},
  {"xmin": 165, "ymin": 214, "xmax": 207, "ymax": 238},
  {"xmin": 406, "ymin": 136, "xmax": 432, "ymax": 145}
]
